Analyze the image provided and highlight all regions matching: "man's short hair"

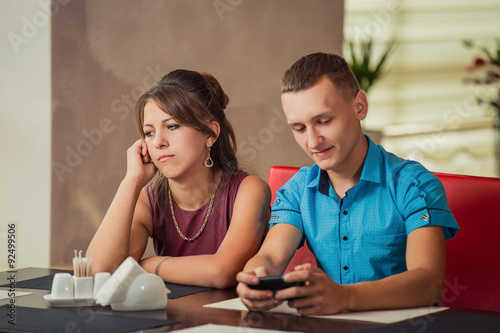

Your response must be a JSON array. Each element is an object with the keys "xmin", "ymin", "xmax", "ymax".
[{"xmin": 281, "ymin": 52, "xmax": 360, "ymax": 101}]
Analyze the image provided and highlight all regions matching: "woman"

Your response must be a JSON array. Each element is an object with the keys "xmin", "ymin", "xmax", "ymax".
[{"xmin": 87, "ymin": 69, "xmax": 271, "ymax": 288}]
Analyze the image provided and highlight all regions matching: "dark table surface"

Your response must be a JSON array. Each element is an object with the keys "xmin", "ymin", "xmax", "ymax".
[{"xmin": 1, "ymin": 268, "xmax": 499, "ymax": 332}]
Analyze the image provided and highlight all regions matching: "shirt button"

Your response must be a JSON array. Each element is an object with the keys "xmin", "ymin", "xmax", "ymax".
[
  {"xmin": 280, "ymin": 189, "xmax": 285, "ymax": 194},
  {"xmin": 343, "ymin": 210, "xmax": 348, "ymax": 215},
  {"xmin": 343, "ymin": 236, "xmax": 348, "ymax": 241},
  {"xmin": 412, "ymin": 182, "xmax": 416, "ymax": 186},
  {"xmin": 420, "ymin": 194, "xmax": 424, "ymax": 198},
  {"xmin": 343, "ymin": 266, "xmax": 349, "ymax": 270},
  {"xmin": 275, "ymin": 199, "xmax": 280, "ymax": 204}
]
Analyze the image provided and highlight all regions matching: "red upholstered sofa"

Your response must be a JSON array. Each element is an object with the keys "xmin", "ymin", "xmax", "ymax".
[{"xmin": 267, "ymin": 165, "xmax": 500, "ymax": 313}]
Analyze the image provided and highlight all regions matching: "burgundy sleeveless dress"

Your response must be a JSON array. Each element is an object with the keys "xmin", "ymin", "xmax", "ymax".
[{"xmin": 147, "ymin": 170, "xmax": 248, "ymax": 256}]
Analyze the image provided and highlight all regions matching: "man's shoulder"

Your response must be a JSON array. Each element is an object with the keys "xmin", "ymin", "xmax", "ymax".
[
  {"xmin": 275, "ymin": 165, "xmax": 320, "ymax": 197},
  {"xmin": 379, "ymin": 150, "xmax": 441, "ymax": 195},
  {"xmin": 394, "ymin": 159, "xmax": 435, "ymax": 183},
  {"xmin": 377, "ymin": 145, "xmax": 431, "ymax": 179},
  {"xmin": 288, "ymin": 164, "xmax": 320, "ymax": 184}
]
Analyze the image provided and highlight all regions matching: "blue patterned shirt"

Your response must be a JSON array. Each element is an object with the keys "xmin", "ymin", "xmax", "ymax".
[{"xmin": 270, "ymin": 136, "xmax": 459, "ymax": 284}]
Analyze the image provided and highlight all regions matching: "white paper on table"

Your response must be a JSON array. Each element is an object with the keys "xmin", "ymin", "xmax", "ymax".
[
  {"xmin": 173, "ymin": 323, "xmax": 305, "ymax": 333},
  {"xmin": 0, "ymin": 290, "xmax": 33, "ymax": 300},
  {"xmin": 204, "ymin": 298, "xmax": 449, "ymax": 324}
]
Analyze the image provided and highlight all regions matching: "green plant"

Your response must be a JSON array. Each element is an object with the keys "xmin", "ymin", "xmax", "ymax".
[
  {"xmin": 463, "ymin": 38, "xmax": 500, "ymax": 176},
  {"xmin": 344, "ymin": 37, "xmax": 395, "ymax": 93}
]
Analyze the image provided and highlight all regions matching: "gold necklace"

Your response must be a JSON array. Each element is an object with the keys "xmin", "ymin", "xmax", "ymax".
[{"xmin": 168, "ymin": 180, "xmax": 218, "ymax": 242}]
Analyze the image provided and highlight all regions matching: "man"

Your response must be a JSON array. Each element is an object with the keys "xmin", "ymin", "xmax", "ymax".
[{"xmin": 236, "ymin": 52, "xmax": 459, "ymax": 315}]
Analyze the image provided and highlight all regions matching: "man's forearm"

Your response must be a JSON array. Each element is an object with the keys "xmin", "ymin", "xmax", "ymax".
[
  {"xmin": 346, "ymin": 268, "xmax": 444, "ymax": 311},
  {"xmin": 243, "ymin": 254, "xmax": 287, "ymax": 276}
]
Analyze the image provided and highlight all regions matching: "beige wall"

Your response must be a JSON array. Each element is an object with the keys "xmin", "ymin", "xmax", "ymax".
[
  {"xmin": 0, "ymin": 0, "xmax": 51, "ymax": 269},
  {"xmin": 2, "ymin": 0, "xmax": 344, "ymax": 267}
]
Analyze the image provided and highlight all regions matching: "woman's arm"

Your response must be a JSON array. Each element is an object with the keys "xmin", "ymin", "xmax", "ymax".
[
  {"xmin": 86, "ymin": 181, "xmax": 152, "ymax": 273},
  {"xmin": 139, "ymin": 175, "xmax": 271, "ymax": 288},
  {"xmin": 86, "ymin": 139, "xmax": 156, "ymax": 273}
]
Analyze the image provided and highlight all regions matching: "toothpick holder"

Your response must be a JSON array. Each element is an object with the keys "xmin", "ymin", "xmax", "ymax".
[{"xmin": 73, "ymin": 276, "xmax": 93, "ymax": 299}]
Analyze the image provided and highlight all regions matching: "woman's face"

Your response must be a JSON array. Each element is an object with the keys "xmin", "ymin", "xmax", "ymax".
[{"xmin": 142, "ymin": 100, "xmax": 210, "ymax": 180}]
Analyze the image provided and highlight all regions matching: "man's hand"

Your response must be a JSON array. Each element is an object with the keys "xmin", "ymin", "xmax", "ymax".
[
  {"xmin": 236, "ymin": 267, "xmax": 284, "ymax": 311},
  {"xmin": 274, "ymin": 263, "xmax": 352, "ymax": 315}
]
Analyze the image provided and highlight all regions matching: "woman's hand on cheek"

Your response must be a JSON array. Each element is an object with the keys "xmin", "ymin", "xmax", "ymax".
[{"xmin": 125, "ymin": 139, "xmax": 158, "ymax": 186}]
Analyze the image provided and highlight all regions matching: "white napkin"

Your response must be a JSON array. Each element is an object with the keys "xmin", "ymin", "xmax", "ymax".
[{"xmin": 94, "ymin": 257, "xmax": 147, "ymax": 306}]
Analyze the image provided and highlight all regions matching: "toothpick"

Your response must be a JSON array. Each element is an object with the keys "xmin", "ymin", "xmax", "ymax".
[
  {"xmin": 73, "ymin": 249, "xmax": 78, "ymax": 277},
  {"xmin": 79, "ymin": 250, "xmax": 83, "ymax": 278}
]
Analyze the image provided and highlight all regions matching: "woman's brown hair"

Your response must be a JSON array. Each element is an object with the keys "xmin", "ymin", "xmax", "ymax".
[{"xmin": 135, "ymin": 69, "xmax": 238, "ymax": 171}]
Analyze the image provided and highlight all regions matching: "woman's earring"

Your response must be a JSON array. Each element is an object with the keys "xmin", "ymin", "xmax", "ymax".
[{"xmin": 204, "ymin": 147, "xmax": 214, "ymax": 168}]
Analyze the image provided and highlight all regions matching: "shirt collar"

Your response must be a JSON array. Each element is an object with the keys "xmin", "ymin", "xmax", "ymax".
[
  {"xmin": 359, "ymin": 134, "xmax": 383, "ymax": 184},
  {"xmin": 306, "ymin": 164, "xmax": 324, "ymax": 190},
  {"xmin": 306, "ymin": 135, "xmax": 383, "ymax": 195}
]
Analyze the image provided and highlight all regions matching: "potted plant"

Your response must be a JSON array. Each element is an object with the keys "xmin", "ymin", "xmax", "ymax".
[
  {"xmin": 463, "ymin": 38, "xmax": 500, "ymax": 176},
  {"xmin": 344, "ymin": 37, "xmax": 395, "ymax": 94},
  {"xmin": 462, "ymin": 39, "xmax": 500, "ymax": 121}
]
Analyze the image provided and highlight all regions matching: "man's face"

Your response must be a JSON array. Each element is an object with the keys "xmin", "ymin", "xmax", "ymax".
[{"xmin": 281, "ymin": 76, "xmax": 367, "ymax": 173}]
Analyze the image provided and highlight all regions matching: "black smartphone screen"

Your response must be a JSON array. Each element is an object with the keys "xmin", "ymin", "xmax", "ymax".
[{"xmin": 248, "ymin": 275, "xmax": 305, "ymax": 291}]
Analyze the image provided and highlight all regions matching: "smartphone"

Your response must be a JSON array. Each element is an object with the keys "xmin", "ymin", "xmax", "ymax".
[{"xmin": 248, "ymin": 275, "xmax": 305, "ymax": 291}]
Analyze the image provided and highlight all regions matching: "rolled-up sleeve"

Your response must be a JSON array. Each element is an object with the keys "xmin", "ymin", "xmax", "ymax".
[
  {"xmin": 269, "ymin": 171, "xmax": 305, "ymax": 234},
  {"xmin": 398, "ymin": 170, "xmax": 459, "ymax": 240}
]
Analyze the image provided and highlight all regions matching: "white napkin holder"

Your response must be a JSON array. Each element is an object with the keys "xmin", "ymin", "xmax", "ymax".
[
  {"xmin": 111, "ymin": 273, "xmax": 169, "ymax": 311},
  {"xmin": 95, "ymin": 256, "xmax": 170, "ymax": 311}
]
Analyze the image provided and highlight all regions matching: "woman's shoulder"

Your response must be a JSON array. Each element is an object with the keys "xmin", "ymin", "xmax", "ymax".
[
  {"xmin": 141, "ymin": 184, "xmax": 154, "ymax": 205},
  {"xmin": 223, "ymin": 170, "xmax": 269, "ymax": 193},
  {"xmin": 224, "ymin": 168, "xmax": 249, "ymax": 180}
]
